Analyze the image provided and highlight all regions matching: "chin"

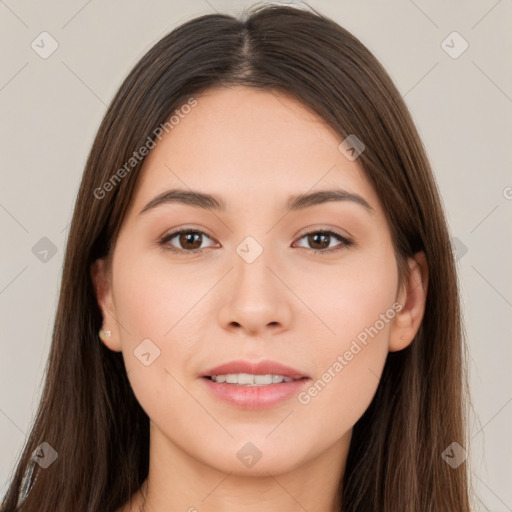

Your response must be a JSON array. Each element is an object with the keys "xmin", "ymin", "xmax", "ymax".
[{"xmin": 199, "ymin": 441, "xmax": 309, "ymax": 477}]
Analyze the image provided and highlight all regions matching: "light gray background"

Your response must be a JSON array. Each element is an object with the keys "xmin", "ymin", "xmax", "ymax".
[{"xmin": 0, "ymin": 0, "xmax": 511, "ymax": 510}]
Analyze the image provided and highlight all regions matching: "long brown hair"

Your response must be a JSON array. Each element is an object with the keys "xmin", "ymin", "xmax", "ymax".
[{"xmin": 1, "ymin": 4, "xmax": 472, "ymax": 511}]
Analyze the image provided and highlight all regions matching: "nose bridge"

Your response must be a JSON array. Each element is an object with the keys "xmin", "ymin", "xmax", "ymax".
[{"xmin": 235, "ymin": 235, "xmax": 273, "ymax": 291}]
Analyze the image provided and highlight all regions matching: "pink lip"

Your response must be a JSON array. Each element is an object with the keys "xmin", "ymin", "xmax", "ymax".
[{"xmin": 199, "ymin": 359, "xmax": 310, "ymax": 410}]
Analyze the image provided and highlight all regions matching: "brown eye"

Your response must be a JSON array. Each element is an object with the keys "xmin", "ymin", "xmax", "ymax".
[
  {"xmin": 295, "ymin": 230, "xmax": 353, "ymax": 253},
  {"xmin": 177, "ymin": 232, "xmax": 203, "ymax": 250},
  {"xmin": 160, "ymin": 230, "xmax": 214, "ymax": 252},
  {"xmin": 306, "ymin": 233, "xmax": 331, "ymax": 250}
]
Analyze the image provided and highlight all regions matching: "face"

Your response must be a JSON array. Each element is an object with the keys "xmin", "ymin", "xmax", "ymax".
[{"xmin": 93, "ymin": 85, "xmax": 426, "ymax": 477}]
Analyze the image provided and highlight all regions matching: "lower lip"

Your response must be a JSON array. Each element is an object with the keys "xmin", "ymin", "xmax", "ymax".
[{"xmin": 201, "ymin": 377, "xmax": 310, "ymax": 409}]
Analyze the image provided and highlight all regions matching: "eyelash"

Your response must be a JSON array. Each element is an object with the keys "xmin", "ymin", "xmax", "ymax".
[{"xmin": 158, "ymin": 228, "xmax": 354, "ymax": 255}]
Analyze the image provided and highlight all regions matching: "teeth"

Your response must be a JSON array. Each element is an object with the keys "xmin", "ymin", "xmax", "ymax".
[
  {"xmin": 210, "ymin": 373, "xmax": 297, "ymax": 386},
  {"xmin": 255, "ymin": 374, "xmax": 273, "ymax": 385}
]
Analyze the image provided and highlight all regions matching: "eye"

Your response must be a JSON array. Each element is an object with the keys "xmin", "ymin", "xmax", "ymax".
[
  {"xmin": 159, "ymin": 229, "xmax": 216, "ymax": 253},
  {"xmin": 159, "ymin": 228, "xmax": 353, "ymax": 255},
  {"xmin": 294, "ymin": 229, "xmax": 353, "ymax": 254}
]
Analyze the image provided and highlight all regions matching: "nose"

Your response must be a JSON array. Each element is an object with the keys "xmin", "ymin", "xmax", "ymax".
[{"xmin": 217, "ymin": 245, "xmax": 293, "ymax": 337}]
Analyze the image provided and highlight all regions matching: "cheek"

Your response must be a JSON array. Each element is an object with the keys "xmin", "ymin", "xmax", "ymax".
[
  {"xmin": 294, "ymin": 295, "xmax": 394, "ymax": 449},
  {"xmin": 112, "ymin": 255, "xmax": 207, "ymax": 420},
  {"xmin": 112, "ymin": 249, "xmax": 214, "ymax": 343},
  {"xmin": 294, "ymin": 246, "xmax": 398, "ymax": 428},
  {"xmin": 110, "ymin": 254, "xmax": 213, "ymax": 408},
  {"xmin": 300, "ymin": 241, "xmax": 399, "ymax": 345}
]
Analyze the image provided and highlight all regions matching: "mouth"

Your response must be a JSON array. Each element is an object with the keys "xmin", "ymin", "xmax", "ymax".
[
  {"xmin": 204, "ymin": 373, "xmax": 308, "ymax": 386},
  {"xmin": 200, "ymin": 360, "xmax": 310, "ymax": 409},
  {"xmin": 200, "ymin": 359, "xmax": 309, "ymax": 382}
]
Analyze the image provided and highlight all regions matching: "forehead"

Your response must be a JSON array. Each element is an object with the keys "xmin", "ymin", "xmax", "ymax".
[{"xmin": 126, "ymin": 86, "xmax": 382, "ymax": 217}]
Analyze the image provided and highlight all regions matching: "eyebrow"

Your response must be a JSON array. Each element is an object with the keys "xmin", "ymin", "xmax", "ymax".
[{"xmin": 138, "ymin": 188, "xmax": 374, "ymax": 216}]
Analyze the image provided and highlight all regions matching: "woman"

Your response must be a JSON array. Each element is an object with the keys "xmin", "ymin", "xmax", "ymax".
[{"xmin": 1, "ymin": 3, "xmax": 472, "ymax": 511}]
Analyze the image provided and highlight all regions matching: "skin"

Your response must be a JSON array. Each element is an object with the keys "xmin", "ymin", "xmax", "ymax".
[{"xmin": 91, "ymin": 86, "xmax": 428, "ymax": 512}]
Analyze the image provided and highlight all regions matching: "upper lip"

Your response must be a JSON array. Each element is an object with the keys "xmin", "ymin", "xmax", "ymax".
[{"xmin": 201, "ymin": 360, "xmax": 309, "ymax": 379}]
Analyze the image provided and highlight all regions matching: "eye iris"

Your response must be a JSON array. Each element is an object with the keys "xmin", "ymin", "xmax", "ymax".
[
  {"xmin": 180, "ymin": 232, "xmax": 202, "ymax": 250},
  {"xmin": 309, "ymin": 233, "xmax": 330, "ymax": 250}
]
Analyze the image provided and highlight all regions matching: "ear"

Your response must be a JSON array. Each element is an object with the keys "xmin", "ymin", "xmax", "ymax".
[
  {"xmin": 90, "ymin": 258, "xmax": 122, "ymax": 352},
  {"xmin": 389, "ymin": 251, "xmax": 428, "ymax": 352}
]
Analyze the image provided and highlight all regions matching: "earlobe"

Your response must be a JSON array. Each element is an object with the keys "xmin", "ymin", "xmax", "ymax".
[
  {"xmin": 90, "ymin": 258, "xmax": 122, "ymax": 352},
  {"xmin": 389, "ymin": 251, "xmax": 428, "ymax": 352}
]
